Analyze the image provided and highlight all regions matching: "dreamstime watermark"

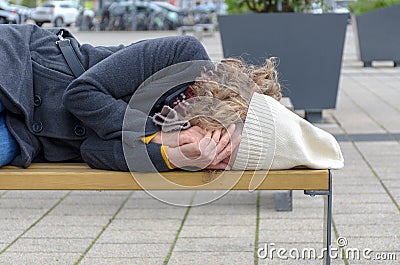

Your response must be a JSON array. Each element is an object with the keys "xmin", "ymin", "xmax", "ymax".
[{"xmin": 258, "ymin": 237, "xmax": 397, "ymax": 261}]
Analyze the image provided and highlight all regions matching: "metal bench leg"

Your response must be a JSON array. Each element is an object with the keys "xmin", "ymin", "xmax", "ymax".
[
  {"xmin": 274, "ymin": 190, "xmax": 293, "ymax": 211},
  {"xmin": 304, "ymin": 170, "xmax": 332, "ymax": 265}
]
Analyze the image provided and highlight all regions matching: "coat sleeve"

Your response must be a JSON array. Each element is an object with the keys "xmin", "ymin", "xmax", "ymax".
[
  {"xmin": 63, "ymin": 36, "xmax": 210, "ymax": 139},
  {"xmin": 63, "ymin": 36, "xmax": 210, "ymax": 172},
  {"xmin": 80, "ymin": 131, "xmax": 169, "ymax": 172}
]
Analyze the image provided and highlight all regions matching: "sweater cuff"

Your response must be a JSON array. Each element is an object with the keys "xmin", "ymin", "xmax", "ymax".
[
  {"xmin": 160, "ymin": 145, "xmax": 175, "ymax": 169},
  {"xmin": 146, "ymin": 142, "xmax": 170, "ymax": 172},
  {"xmin": 141, "ymin": 132, "xmax": 159, "ymax": 144}
]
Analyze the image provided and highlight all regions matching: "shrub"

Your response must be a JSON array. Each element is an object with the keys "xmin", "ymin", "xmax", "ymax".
[{"xmin": 348, "ymin": 0, "xmax": 400, "ymax": 15}]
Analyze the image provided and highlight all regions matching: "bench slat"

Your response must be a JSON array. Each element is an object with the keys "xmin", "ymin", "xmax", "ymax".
[{"xmin": 0, "ymin": 164, "xmax": 329, "ymax": 190}]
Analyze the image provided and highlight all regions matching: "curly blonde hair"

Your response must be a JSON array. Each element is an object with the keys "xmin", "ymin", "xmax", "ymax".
[{"xmin": 179, "ymin": 58, "xmax": 281, "ymax": 129}]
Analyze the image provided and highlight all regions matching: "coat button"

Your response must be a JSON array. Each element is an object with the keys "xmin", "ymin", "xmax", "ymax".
[
  {"xmin": 32, "ymin": 122, "xmax": 43, "ymax": 133},
  {"xmin": 33, "ymin": 95, "xmax": 42, "ymax": 107},
  {"xmin": 74, "ymin": 125, "xmax": 86, "ymax": 137}
]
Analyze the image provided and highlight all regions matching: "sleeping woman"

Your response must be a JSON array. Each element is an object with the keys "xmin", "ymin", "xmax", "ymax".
[{"xmin": 0, "ymin": 24, "xmax": 343, "ymax": 171}]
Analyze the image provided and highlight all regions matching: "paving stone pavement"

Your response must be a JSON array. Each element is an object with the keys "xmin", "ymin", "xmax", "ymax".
[{"xmin": 0, "ymin": 23, "xmax": 399, "ymax": 264}]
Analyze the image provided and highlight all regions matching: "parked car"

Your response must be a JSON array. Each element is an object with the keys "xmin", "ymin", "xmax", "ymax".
[
  {"xmin": 103, "ymin": 0, "xmax": 179, "ymax": 31},
  {"xmin": 9, "ymin": 3, "xmax": 33, "ymax": 23},
  {"xmin": 194, "ymin": 2, "xmax": 227, "ymax": 15},
  {"xmin": 31, "ymin": 1, "xmax": 79, "ymax": 27},
  {"xmin": 152, "ymin": 1, "xmax": 185, "ymax": 28},
  {"xmin": 76, "ymin": 7, "xmax": 95, "ymax": 31},
  {"xmin": 0, "ymin": 9, "xmax": 18, "ymax": 24},
  {"xmin": 307, "ymin": 2, "xmax": 324, "ymax": 14},
  {"xmin": 0, "ymin": 0, "xmax": 20, "ymax": 23},
  {"xmin": 192, "ymin": 3, "xmax": 227, "ymax": 24},
  {"xmin": 333, "ymin": 0, "xmax": 352, "ymax": 22}
]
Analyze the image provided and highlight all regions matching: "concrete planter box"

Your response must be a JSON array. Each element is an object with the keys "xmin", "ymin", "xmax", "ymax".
[
  {"xmin": 218, "ymin": 13, "xmax": 348, "ymax": 122},
  {"xmin": 352, "ymin": 4, "xmax": 400, "ymax": 67}
]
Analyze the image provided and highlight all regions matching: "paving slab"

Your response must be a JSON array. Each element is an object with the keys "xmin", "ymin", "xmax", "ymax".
[
  {"xmin": 179, "ymin": 225, "xmax": 255, "ymax": 238},
  {"xmin": 86, "ymin": 243, "xmax": 171, "ymax": 258},
  {"xmin": 258, "ymin": 230, "xmax": 324, "ymax": 243},
  {"xmin": 80, "ymin": 257, "xmax": 164, "ymax": 265},
  {"xmin": 259, "ymin": 218, "xmax": 324, "ymax": 231},
  {"xmin": 335, "ymin": 224, "xmax": 399, "ymax": 238},
  {"xmin": 0, "ymin": 209, "xmax": 48, "ymax": 219},
  {"xmin": 124, "ymin": 198, "xmax": 182, "ymax": 209},
  {"xmin": 108, "ymin": 219, "xmax": 182, "ymax": 231},
  {"xmin": 333, "ymin": 213, "xmax": 399, "ymax": 225},
  {"xmin": 185, "ymin": 214, "xmax": 256, "ymax": 226},
  {"xmin": 0, "ymin": 252, "xmax": 81, "ymax": 265},
  {"xmin": 22, "ymin": 224, "xmax": 103, "ymax": 239},
  {"xmin": 168, "ymin": 251, "xmax": 254, "ymax": 265},
  {"xmin": 49, "ymin": 204, "xmax": 121, "ymax": 216},
  {"xmin": 0, "ymin": 198, "xmax": 59, "ymax": 209},
  {"xmin": 96, "ymin": 229, "xmax": 177, "ymax": 244},
  {"xmin": 0, "ymin": 230, "xmax": 25, "ymax": 245},
  {"xmin": 5, "ymin": 238, "xmax": 92, "ymax": 253},
  {"xmin": 116, "ymin": 208, "xmax": 186, "ymax": 220},
  {"xmin": 332, "ymin": 203, "xmax": 398, "ymax": 214},
  {"xmin": 174, "ymin": 237, "xmax": 254, "ymax": 252},
  {"xmin": 38, "ymin": 215, "xmax": 111, "ymax": 226},
  {"xmin": 189, "ymin": 204, "xmax": 256, "ymax": 215}
]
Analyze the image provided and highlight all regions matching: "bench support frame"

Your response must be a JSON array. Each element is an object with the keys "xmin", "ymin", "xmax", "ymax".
[{"xmin": 304, "ymin": 169, "xmax": 332, "ymax": 265}]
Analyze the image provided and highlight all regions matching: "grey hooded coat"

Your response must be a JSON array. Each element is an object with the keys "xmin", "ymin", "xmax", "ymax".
[{"xmin": 0, "ymin": 24, "xmax": 210, "ymax": 171}]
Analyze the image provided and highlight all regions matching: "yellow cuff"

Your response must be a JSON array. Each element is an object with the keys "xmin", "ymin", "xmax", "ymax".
[
  {"xmin": 160, "ymin": 145, "xmax": 175, "ymax": 169},
  {"xmin": 141, "ymin": 132, "xmax": 159, "ymax": 144}
]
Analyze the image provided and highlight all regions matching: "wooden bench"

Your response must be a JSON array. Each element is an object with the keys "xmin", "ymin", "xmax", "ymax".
[{"xmin": 0, "ymin": 163, "xmax": 333, "ymax": 265}]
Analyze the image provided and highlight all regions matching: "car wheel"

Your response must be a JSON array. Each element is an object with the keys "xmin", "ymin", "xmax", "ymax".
[
  {"xmin": 0, "ymin": 17, "xmax": 6, "ymax": 24},
  {"xmin": 35, "ymin": 21, "xmax": 43, "ymax": 27},
  {"xmin": 66, "ymin": 23, "xmax": 71, "ymax": 27},
  {"xmin": 54, "ymin": 17, "xmax": 63, "ymax": 27}
]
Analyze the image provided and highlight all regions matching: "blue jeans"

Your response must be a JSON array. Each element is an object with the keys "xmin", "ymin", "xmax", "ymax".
[{"xmin": 0, "ymin": 102, "xmax": 18, "ymax": 167}]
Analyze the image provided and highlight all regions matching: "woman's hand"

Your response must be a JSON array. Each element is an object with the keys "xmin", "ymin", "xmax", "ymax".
[
  {"xmin": 166, "ymin": 125, "xmax": 242, "ymax": 170},
  {"xmin": 151, "ymin": 126, "xmax": 205, "ymax": 147},
  {"xmin": 207, "ymin": 124, "xmax": 241, "ymax": 168},
  {"xmin": 167, "ymin": 130, "xmax": 222, "ymax": 169}
]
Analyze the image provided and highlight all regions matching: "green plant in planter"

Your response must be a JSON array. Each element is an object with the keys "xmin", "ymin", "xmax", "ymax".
[
  {"xmin": 348, "ymin": 0, "xmax": 400, "ymax": 15},
  {"xmin": 225, "ymin": 0, "xmax": 330, "ymax": 13}
]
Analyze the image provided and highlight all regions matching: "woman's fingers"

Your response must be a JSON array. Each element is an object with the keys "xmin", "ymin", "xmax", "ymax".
[
  {"xmin": 212, "ymin": 128, "xmax": 222, "ymax": 144},
  {"xmin": 213, "ymin": 126, "xmax": 241, "ymax": 166},
  {"xmin": 205, "ymin": 129, "xmax": 213, "ymax": 138},
  {"xmin": 156, "ymin": 126, "xmax": 204, "ymax": 148},
  {"xmin": 168, "ymin": 134, "xmax": 217, "ymax": 169},
  {"xmin": 206, "ymin": 161, "xmax": 231, "ymax": 170},
  {"xmin": 178, "ymin": 126, "xmax": 205, "ymax": 146},
  {"xmin": 212, "ymin": 124, "xmax": 236, "ymax": 165},
  {"xmin": 215, "ymin": 124, "xmax": 235, "ymax": 154},
  {"xmin": 167, "ymin": 124, "xmax": 241, "ymax": 170},
  {"xmin": 167, "ymin": 143, "xmax": 201, "ymax": 168},
  {"xmin": 200, "ymin": 130, "xmax": 217, "ymax": 156}
]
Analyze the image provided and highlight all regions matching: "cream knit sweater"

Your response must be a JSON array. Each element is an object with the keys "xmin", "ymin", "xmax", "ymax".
[{"xmin": 232, "ymin": 93, "xmax": 344, "ymax": 170}]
